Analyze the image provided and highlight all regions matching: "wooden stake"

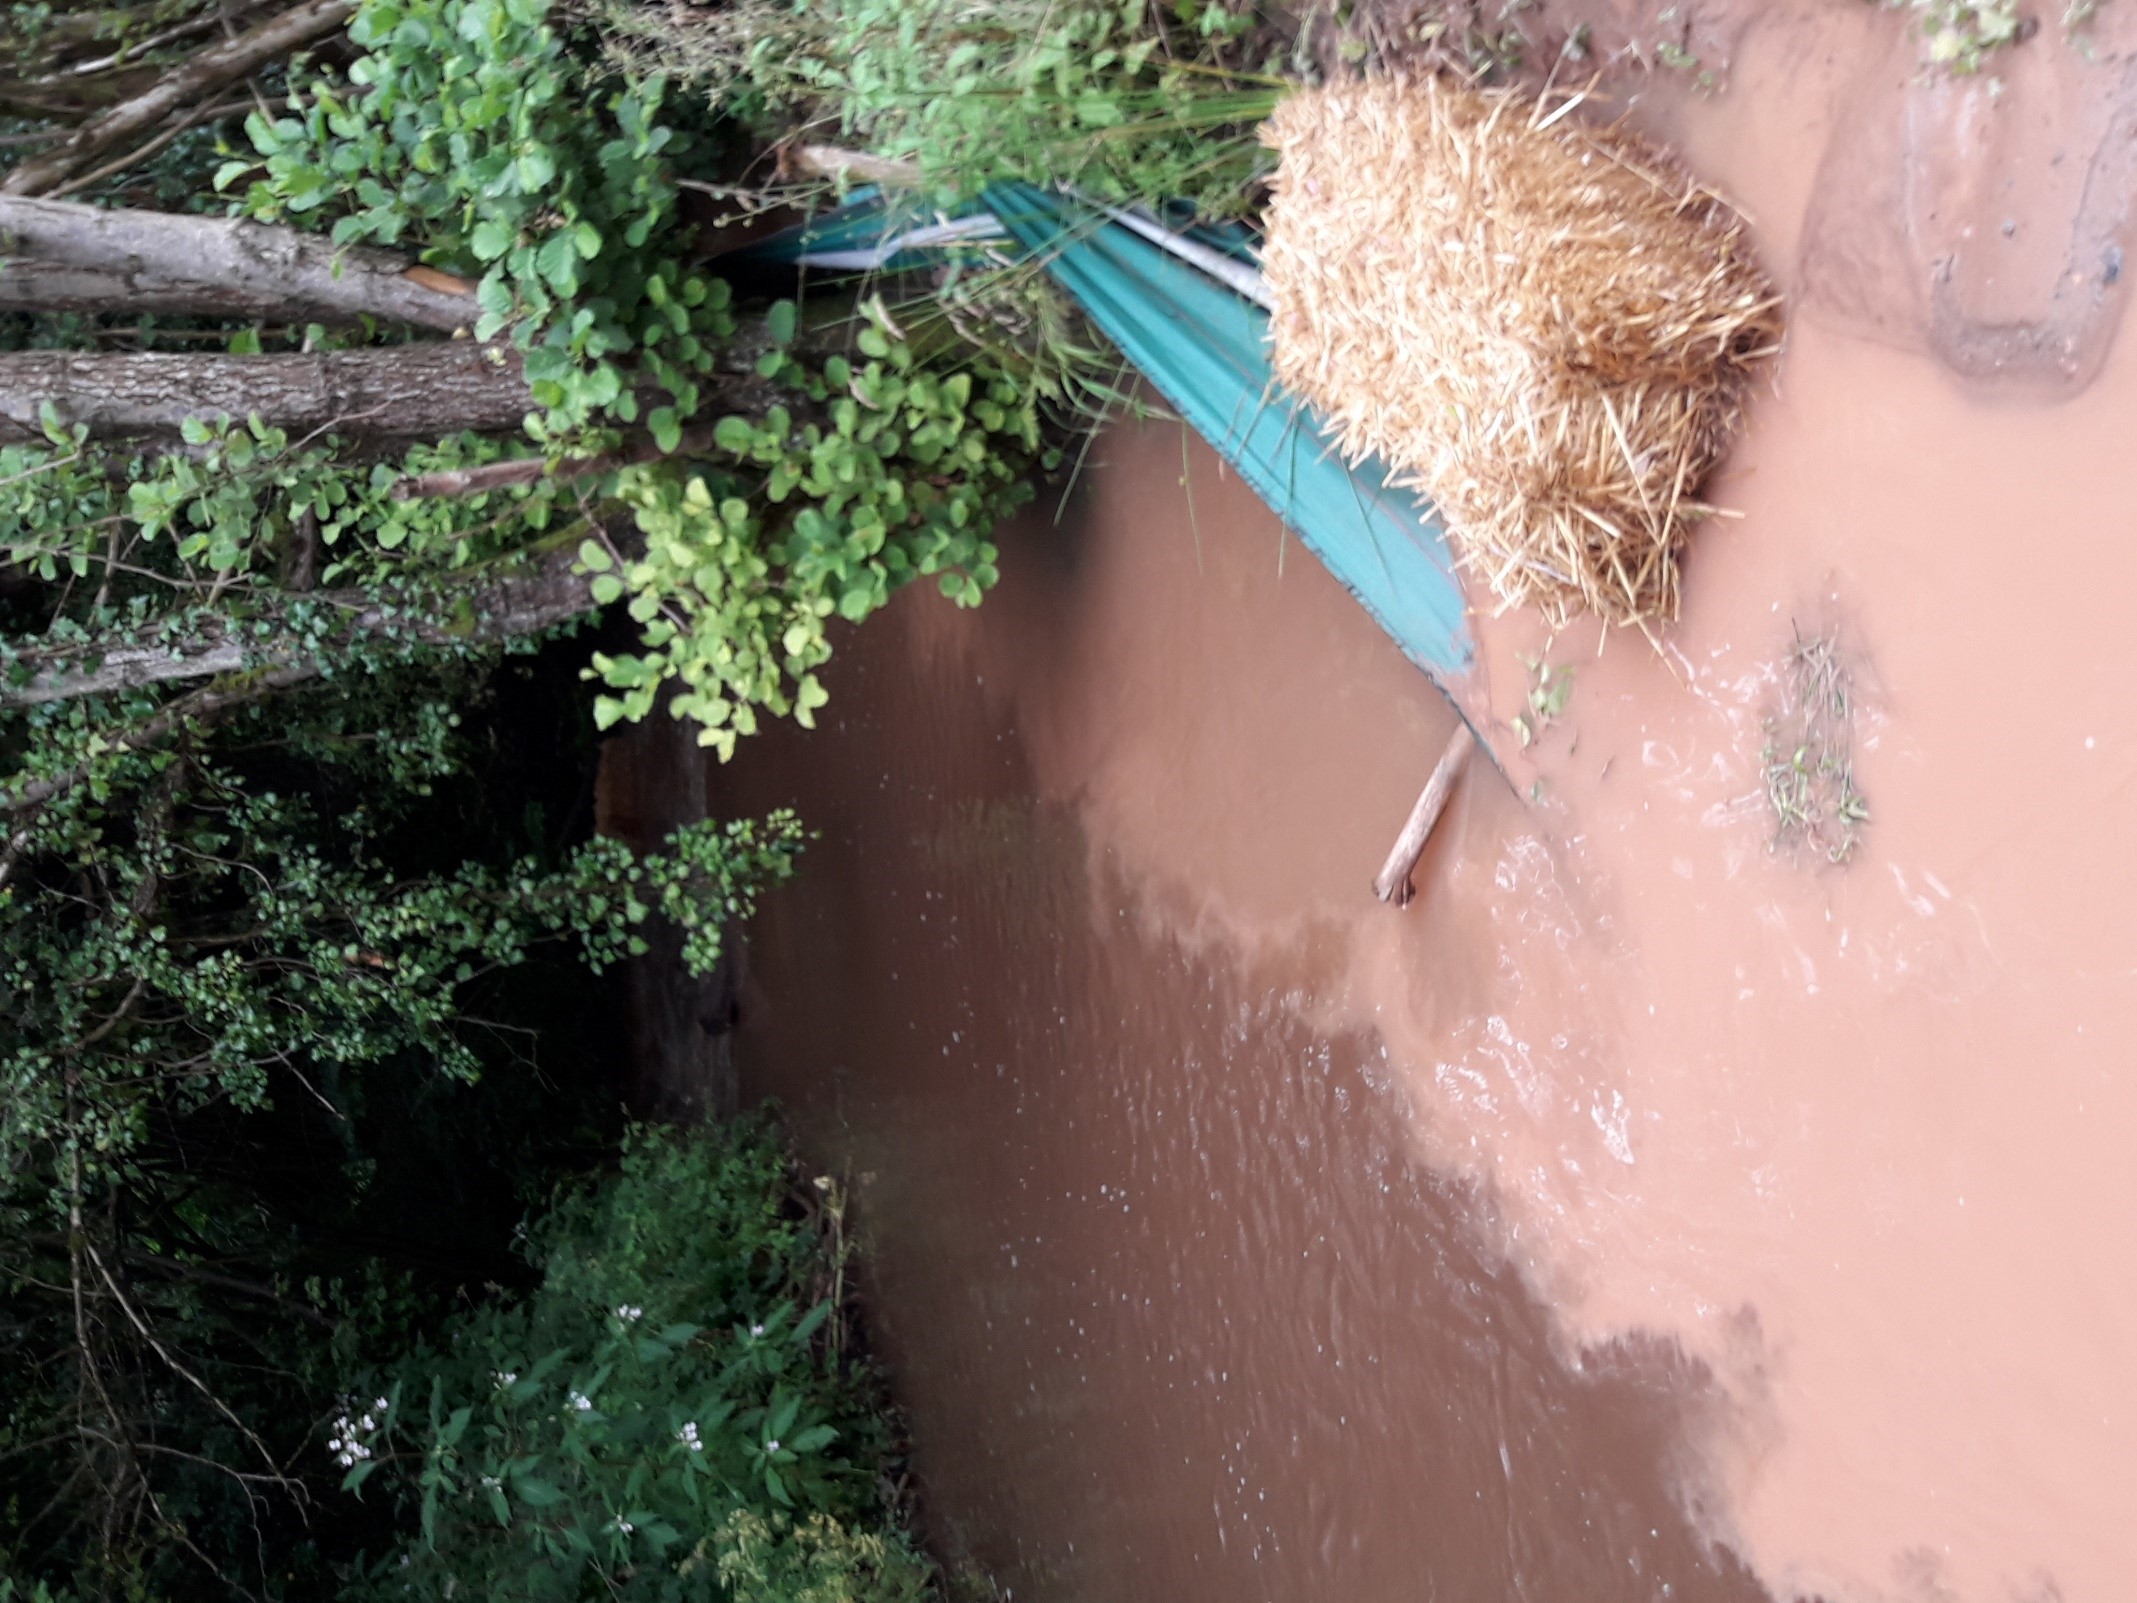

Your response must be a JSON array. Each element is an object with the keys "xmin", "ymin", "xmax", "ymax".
[{"xmin": 1372, "ymin": 723, "xmax": 1475, "ymax": 907}]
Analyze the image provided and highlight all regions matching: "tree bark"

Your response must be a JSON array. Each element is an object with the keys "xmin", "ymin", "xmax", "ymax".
[
  {"xmin": 0, "ymin": 255, "xmax": 328, "ymax": 319},
  {"xmin": 0, "ymin": 197, "xmax": 479, "ymax": 329},
  {"xmin": 1, "ymin": 339, "xmax": 795, "ymax": 444},
  {"xmin": 0, "ymin": 342, "xmax": 536, "ymax": 441},
  {"xmin": 2, "ymin": 0, "xmax": 356, "ymax": 197}
]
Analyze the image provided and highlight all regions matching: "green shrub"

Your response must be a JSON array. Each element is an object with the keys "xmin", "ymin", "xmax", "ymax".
[{"xmin": 337, "ymin": 1121, "xmax": 937, "ymax": 1601}]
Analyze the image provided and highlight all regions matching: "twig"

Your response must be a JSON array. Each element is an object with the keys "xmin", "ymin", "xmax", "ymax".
[
  {"xmin": 1372, "ymin": 722, "xmax": 1475, "ymax": 906},
  {"xmin": 80, "ymin": 1236, "xmax": 292, "ymax": 1486},
  {"xmin": 48, "ymin": 93, "xmax": 251, "ymax": 199},
  {"xmin": 392, "ymin": 425, "xmax": 719, "ymax": 498},
  {"xmin": 116, "ymin": 1254, "xmax": 338, "ymax": 1330}
]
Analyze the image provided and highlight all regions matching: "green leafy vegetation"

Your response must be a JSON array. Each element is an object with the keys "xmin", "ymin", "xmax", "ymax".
[
  {"xmin": 583, "ymin": 301, "xmax": 1039, "ymax": 755},
  {"xmin": 607, "ymin": 0, "xmax": 1287, "ymax": 216},
  {"xmin": 0, "ymin": 0, "xmax": 1245, "ymax": 1589},
  {"xmin": 226, "ymin": 0, "xmax": 734, "ymax": 438},
  {"xmin": 0, "ymin": 639, "xmax": 814, "ymax": 1598},
  {"xmin": 335, "ymin": 1122, "xmax": 934, "ymax": 1602}
]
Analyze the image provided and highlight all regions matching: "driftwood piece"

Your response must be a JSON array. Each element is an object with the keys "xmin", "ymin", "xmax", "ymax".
[{"xmin": 1372, "ymin": 722, "xmax": 1474, "ymax": 907}]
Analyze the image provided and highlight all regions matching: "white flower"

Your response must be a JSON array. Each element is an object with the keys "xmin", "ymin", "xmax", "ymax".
[
  {"xmin": 749, "ymin": 1323, "xmax": 765, "ymax": 1338},
  {"xmin": 765, "ymin": 1439, "xmax": 780, "ymax": 1454},
  {"xmin": 374, "ymin": 1396, "xmax": 390, "ymax": 1413},
  {"xmin": 615, "ymin": 1304, "xmax": 643, "ymax": 1322},
  {"xmin": 494, "ymin": 1370, "xmax": 518, "ymax": 1389},
  {"xmin": 677, "ymin": 1421, "xmax": 702, "ymax": 1451},
  {"xmin": 569, "ymin": 1390, "xmax": 594, "ymax": 1412},
  {"xmin": 329, "ymin": 1436, "xmax": 372, "ymax": 1468},
  {"xmin": 614, "ymin": 1518, "xmax": 634, "ymax": 1535},
  {"xmin": 328, "ymin": 1408, "xmax": 378, "ymax": 1468},
  {"xmin": 481, "ymin": 1475, "xmax": 501, "ymax": 1489}
]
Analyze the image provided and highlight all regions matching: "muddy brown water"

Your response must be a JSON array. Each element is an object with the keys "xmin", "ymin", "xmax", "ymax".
[
  {"xmin": 712, "ymin": 471, "xmax": 1766, "ymax": 1602},
  {"xmin": 700, "ymin": 8, "xmax": 2137, "ymax": 1601}
]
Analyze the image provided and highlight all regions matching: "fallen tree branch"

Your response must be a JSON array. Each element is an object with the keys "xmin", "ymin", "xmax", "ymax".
[
  {"xmin": 2, "ymin": 0, "xmax": 356, "ymax": 197},
  {"xmin": 781, "ymin": 143, "xmax": 924, "ymax": 188},
  {"xmin": 0, "ymin": 344, "xmax": 792, "ymax": 444},
  {"xmin": 0, "ymin": 195, "xmax": 478, "ymax": 329},
  {"xmin": 28, "ymin": 0, "xmax": 278, "ymax": 87},
  {"xmin": 0, "ymin": 342, "xmax": 534, "ymax": 441},
  {"xmin": 47, "ymin": 94, "xmax": 253, "ymax": 199}
]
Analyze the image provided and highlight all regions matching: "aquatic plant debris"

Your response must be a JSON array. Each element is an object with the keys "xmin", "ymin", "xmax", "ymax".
[
  {"xmin": 1897, "ymin": 0, "xmax": 2023, "ymax": 72},
  {"xmin": 1258, "ymin": 78, "xmax": 1783, "ymax": 631},
  {"xmin": 1762, "ymin": 629, "xmax": 1869, "ymax": 863}
]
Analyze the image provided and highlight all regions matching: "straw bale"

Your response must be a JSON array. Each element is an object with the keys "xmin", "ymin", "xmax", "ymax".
[{"xmin": 1258, "ymin": 79, "xmax": 1783, "ymax": 628}]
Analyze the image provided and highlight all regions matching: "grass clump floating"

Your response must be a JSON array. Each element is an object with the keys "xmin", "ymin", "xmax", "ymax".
[
  {"xmin": 1763, "ymin": 630, "xmax": 1870, "ymax": 863},
  {"xmin": 1258, "ymin": 78, "xmax": 1784, "ymax": 631}
]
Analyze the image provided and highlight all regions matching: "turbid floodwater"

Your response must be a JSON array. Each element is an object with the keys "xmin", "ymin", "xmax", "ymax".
[{"xmin": 705, "ymin": 6, "xmax": 2137, "ymax": 1600}]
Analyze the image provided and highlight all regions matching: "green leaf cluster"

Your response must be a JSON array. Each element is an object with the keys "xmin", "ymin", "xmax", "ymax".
[
  {"xmin": 583, "ymin": 311, "xmax": 1033, "ymax": 757},
  {"xmin": 0, "ymin": 414, "xmax": 564, "ymax": 614},
  {"xmin": 0, "ymin": 678, "xmax": 801, "ymax": 1195},
  {"xmin": 1901, "ymin": 0, "xmax": 2023, "ymax": 70},
  {"xmin": 228, "ymin": 0, "xmax": 735, "ymax": 436}
]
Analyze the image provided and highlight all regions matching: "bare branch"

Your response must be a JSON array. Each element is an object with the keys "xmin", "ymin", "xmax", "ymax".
[
  {"xmin": 28, "ymin": 0, "xmax": 279, "ymax": 86},
  {"xmin": 782, "ymin": 143, "xmax": 924, "ymax": 187},
  {"xmin": 46, "ymin": 94, "xmax": 251, "ymax": 199},
  {"xmin": 3, "ymin": 0, "xmax": 357, "ymax": 197},
  {"xmin": 80, "ymin": 1235, "xmax": 295, "ymax": 1488},
  {"xmin": 115, "ymin": 1255, "xmax": 338, "ymax": 1330}
]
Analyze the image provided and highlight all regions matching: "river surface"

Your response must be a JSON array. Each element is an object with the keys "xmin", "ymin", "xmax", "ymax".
[{"xmin": 711, "ymin": 8, "xmax": 2137, "ymax": 1601}]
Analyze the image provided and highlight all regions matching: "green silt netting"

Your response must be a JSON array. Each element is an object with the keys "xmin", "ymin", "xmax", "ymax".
[{"xmin": 749, "ymin": 183, "xmax": 1473, "ymax": 680}]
